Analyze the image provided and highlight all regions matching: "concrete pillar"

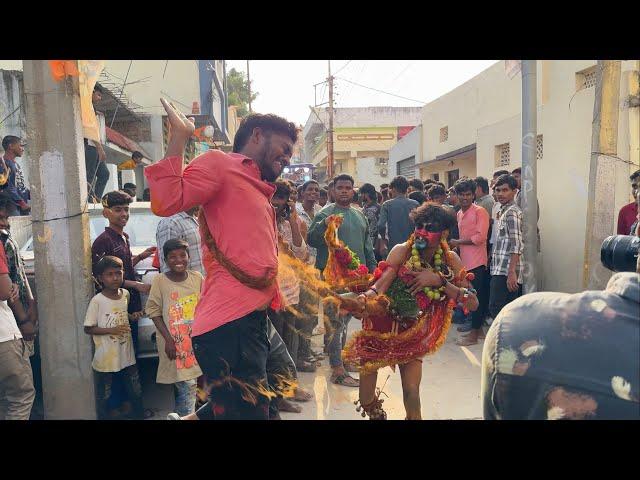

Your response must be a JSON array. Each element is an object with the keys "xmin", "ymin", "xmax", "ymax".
[
  {"xmin": 22, "ymin": 60, "xmax": 97, "ymax": 419},
  {"xmin": 105, "ymin": 163, "xmax": 118, "ymax": 192},
  {"xmin": 583, "ymin": 61, "xmax": 622, "ymax": 290},
  {"xmin": 119, "ymin": 168, "xmax": 135, "ymax": 190}
]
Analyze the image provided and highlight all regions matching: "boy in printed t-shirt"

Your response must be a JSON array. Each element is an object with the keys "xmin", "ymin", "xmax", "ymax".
[
  {"xmin": 84, "ymin": 256, "xmax": 144, "ymax": 420},
  {"xmin": 145, "ymin": 239, "xmax": 203, "ymax": 417}
]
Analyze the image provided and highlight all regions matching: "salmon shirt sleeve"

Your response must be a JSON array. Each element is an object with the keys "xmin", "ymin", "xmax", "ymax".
[
  {"xmin": 0, "ymin": 242, "xmax": 8, "ymax": 274},
  {"xmin": 144, "ymin": 152, "xmax": 224, "ymax": 217}
]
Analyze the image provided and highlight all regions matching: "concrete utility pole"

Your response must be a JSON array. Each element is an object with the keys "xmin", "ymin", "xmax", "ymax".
[
  {"xmin": 22, "ymin": 60, "xmax": 97, "ymax": 419},
  {"xmin": 583, "ymin": 60, "xmax": 622, "ymax": 290},
  {"xmin": 327, "ymin": 60, "xmax": 335, "ymax": 179},
  {"xmin": 247, "ymin": 60, "xmax": 252, "ymax": 113},
  {"xmin": 521, "ymin": 60, "xmax": 538, "ymax": 294}
]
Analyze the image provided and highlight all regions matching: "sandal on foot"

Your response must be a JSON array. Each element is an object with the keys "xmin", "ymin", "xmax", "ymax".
[
  {"xmin": 296, "ymin": 360, "xmax": 317, "ymax": 373},
  {"xmin": 331, "ymin": 372, "xmax": 359, "ymax": 387},
  {"xmin": 456, "ymin": 335, "xmax": 479, "ymax": 346}
]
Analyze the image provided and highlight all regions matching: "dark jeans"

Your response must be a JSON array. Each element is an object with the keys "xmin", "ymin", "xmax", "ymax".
[
  {"xmin": 489, "ymin": 275, "xmax": 522, "ymax": 320},
  {"xmin": 296, "ymin": 282, "xmax": 319, "ymax": 362},
  {"xmin": 94, "ymin": 365, "xmax": 144, "ymax": 420},
  {"xmin": 193, "ymin": 310, "xmax": 270, "ymax": 420},
  {"xmin": 470, "ymin": 265, "xmax": 490, "ymax": 329},
  {"xmin": 85, "ymin": 142, "xmax": 110, "ymax": 200},
  {"xmin": 266, "ymin": 319, "xmax": 297, "ymax": 419},
  {"xmin": 270, "ymin": 308, "xmax": 299, "ymax": 366}
]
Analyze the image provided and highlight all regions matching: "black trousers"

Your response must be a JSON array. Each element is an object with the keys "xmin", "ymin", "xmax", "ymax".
[
  {"xmin": 269, "ymin": 308, "xmax": 299, "ymax": 366},
  {"xmin": 469, "ymin": 265, "xmax": 490, "ymax": 329},
  {"xmin": 193, "ymin": 310, "xmax": 270, "ymax": 420},
  {"xmin": 85, "ymin": 141, "xmax": 110, "ymax": 200},
  {"xmin": 266, "ymin": 319, "xmax": 297, "ymax": 419},
  {"xmin": 489, "ymin": 275, "xmax": 522, "ymax": 320}
]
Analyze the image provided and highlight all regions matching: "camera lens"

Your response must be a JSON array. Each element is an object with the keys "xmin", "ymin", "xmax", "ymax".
[{"xmin": 601, "ymin": 235, "xmax": 640, "ymax": 272}]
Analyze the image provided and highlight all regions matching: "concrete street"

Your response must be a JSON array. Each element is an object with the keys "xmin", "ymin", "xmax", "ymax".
[{"xmin": 140, "ymin": 318, "xmax": 484, "ymax": 421}]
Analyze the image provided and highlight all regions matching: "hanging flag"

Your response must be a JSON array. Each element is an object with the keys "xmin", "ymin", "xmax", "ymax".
[
  {"xmin": 48, "ymin": 61, "xmax": 79, "ymax": 82},
  {"xmin": 78, "ymin": 60, "xmax": 105, "ymax": 142},
  {"xmin": 505, "ymin": 60, "xmax": 522, "ymax": 79}
]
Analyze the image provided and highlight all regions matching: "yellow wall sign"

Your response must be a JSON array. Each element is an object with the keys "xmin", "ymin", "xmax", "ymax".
[{"xmin": 336, "ymin": 133, "xmax": 395, "ymax": 141}]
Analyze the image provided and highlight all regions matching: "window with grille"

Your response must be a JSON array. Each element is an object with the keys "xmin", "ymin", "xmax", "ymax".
[
  {"xmin": 447, "ymin": 169, "xmax": 459, "ymax": 188},
  {"xmin": 495, "ymin": 143, "xmax": 510, "ymax": 167},
  {"xmin": 536, "ymin": 135, "xmax": 543, "ymax": 160},
  {"xmin": 440, "ymin": 126, "xmax": 448, "ymax": 143},
  {"xmin": 576, "ymin": 66, "xmax": 597, "ymax": 91},
  {"xmin": 397, "ymin": 156, "xmax": 416, "ymax": 180}
]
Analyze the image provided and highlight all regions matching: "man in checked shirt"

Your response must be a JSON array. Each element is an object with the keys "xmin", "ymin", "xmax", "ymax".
[{"xmin": 489, "ymin": 174, "xmax": 523, "ymax": 319}]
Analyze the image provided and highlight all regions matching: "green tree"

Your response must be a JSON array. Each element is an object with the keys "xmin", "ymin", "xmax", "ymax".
[{"xmin": 226, "ymin": 67, "xmax": 258, "ymax": 117}]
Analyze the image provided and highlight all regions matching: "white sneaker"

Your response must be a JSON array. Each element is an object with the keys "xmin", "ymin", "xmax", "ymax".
[{"xmin": 167, "ymin": 413, "xmax": 181, "ymax": 420}]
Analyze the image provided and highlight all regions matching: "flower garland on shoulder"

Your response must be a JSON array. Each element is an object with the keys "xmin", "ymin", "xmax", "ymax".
[{"xmin": 323, "ymin": 214, "xmax": 371, "ymax": 292}]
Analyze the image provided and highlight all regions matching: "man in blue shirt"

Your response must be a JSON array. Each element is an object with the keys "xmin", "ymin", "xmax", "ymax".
[{"xmin": 377, "ymin": 176, "xmax": 419, "ymax": 257}]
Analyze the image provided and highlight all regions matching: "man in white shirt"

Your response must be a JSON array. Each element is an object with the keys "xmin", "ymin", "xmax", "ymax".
[{"xmin": 0, "ymin": 242, "xmax": 35, "ymax": 420}]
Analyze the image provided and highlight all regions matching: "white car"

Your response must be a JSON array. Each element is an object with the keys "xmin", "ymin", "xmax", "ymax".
[{"xmin": 20, "ymin": 202, "xmax": 162, "ymax": 359}]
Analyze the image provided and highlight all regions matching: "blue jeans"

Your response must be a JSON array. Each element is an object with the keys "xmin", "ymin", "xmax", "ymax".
[
  {"xmin": 327, "ymin": 309, "xmax": 351, "ymax": 368},
  {"xmin": 174, "ymin": 379, "xmax": 197, "ymax": 417}
]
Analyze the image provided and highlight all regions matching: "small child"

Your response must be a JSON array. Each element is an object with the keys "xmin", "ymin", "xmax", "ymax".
[
  {"xmin": 84, "ymin": 256, "xmax": 144, "ymax": 420},
  {"xmin": 145, "ymin": 239, "xmax": 203, "ymax": 417}
]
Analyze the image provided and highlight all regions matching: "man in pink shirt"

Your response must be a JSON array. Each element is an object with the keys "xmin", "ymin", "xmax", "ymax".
[
  {"xmin": 449, "ymin": 178, "xmax": 490, "ymax": 346},
  {"xmin": 145, "ymin": 99, "xmax": 297, "ymax": 420}
]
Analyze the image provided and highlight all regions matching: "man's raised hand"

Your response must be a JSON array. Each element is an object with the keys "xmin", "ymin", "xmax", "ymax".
[{"xmin": 160, "ymin": 98, "xmax": 195, "ymax": 140}]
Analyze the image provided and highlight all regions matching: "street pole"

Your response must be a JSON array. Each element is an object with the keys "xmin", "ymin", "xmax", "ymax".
[
  {"xmin": 247, "ymin": 60, "xmax": 252, "ymax": 114},
  {"xmin": 22, "ymin": 60, "xmax": 97, "ymax": 419},
  {"xmin": 521, "ymin": 60, "xmax": 538, "ymax": 294},
  {"xmin": 583, "ymin": 60, "xmax": 622, "ymax": 290},
  {"xmin": 327, "ymin": 60, "xmax": 334, "ymax": 179}
]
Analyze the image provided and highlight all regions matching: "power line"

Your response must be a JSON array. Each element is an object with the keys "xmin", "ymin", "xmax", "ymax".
[
  {"xmin": 333, "ymin": 60, "xmax": 352, "ymax": 75},
  {"xmin": 335, "ymin": 76, "xmax": 426, "ymax": 104}
]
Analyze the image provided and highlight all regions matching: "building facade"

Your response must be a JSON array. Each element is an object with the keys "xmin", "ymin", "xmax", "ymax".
[
  {"xmin": 392, "ymin": 60, "xmax": 640, "ymax": 293},
  {"xmin": 0, "ymin": 60, "xmax": 230, "ymax": 198},
  {"xmin": 303, "ymin": 106, "xmax": 422, "ymax": 184}
]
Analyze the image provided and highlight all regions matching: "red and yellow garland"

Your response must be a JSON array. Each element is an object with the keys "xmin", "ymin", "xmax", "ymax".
[
  {"xmin": 342, "ymin": 233, "xmax": 473, "ymax": 375},
  {"xmin": 323, "ymin": 214, "xmax": 372, "ymax": 292}
]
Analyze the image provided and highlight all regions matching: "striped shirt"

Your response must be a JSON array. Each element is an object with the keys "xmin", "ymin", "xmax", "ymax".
[
  {"xmin": 156, "ymin": 212, "xmax": 204, "ymax": 276},
  {"xmin": 296, "ymin": 202, "xmax": 322, "ymax": 266},
  {"xmin": 490, "ymin": 201, "xmax": 524, "ymax": 284},
  {"xmin": 277, "ymin": 219, "xmax": 307, "ymax": 306}
]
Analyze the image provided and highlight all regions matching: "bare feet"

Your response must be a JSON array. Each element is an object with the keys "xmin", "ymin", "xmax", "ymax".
[
  {"xmin": 293, "ymin": 387, "xmax": 313, "ymax": 402},
  {"xmin": 277, "ymin": 397, "xmax": 302, "ymax": 413}
]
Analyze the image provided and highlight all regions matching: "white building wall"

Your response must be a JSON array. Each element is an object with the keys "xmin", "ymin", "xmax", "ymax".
[
  {"xmin": 423, "ymin": 59, "xmax": 640, "ymax": 293},
  {"xmin": 389, "ymin": 125, "xmax": 421, "ymax": 178},
  {"xmin": 355, "ymin": 157, "xmax": 388, "ymax": 186}
]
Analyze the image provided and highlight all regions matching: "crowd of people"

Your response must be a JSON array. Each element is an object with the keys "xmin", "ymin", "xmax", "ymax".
[{"xmin": 1, "ymin": 91, "xmax": 638, "ymax": 420}]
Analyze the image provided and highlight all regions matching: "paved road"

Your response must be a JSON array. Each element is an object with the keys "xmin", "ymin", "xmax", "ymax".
[{"xmin": 140, "ymin": 318, "xmax": 485, "ymax": 421}]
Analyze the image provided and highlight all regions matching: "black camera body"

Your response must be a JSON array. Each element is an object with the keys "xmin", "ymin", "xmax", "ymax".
[{"xmin": 601, "ymin": 235, "xmax": 640, "ymax": 272}]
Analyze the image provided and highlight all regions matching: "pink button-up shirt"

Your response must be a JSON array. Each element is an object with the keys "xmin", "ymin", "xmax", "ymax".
[
  {"xmin": 145, "ymin": 151, "xmax": 279, "ymax": 337},
  {"xmin": 456, "ymin": 203, "xmax": 490, "ymax": 271}
]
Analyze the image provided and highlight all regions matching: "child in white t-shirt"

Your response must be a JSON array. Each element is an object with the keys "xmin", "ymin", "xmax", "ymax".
[{"xmin": 84, "ymin": 255, "xmax": 143, "ymax": 420}]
